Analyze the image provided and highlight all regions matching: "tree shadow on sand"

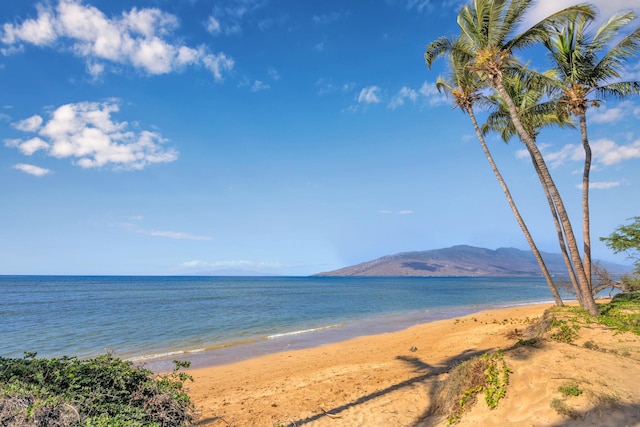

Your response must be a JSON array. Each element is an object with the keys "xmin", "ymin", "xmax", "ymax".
[
  {"xmin": 544, "ymin": 401, "xmax": 640, "ymax": 426},
  {"xmin": 283, "ymin": 348, "xmax": 490, "ymax": 426}
]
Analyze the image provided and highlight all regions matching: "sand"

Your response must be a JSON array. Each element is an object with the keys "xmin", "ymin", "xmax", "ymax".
[{"xmin": 184, "ymin": 303, "xmax": 640, "ymax": 426}]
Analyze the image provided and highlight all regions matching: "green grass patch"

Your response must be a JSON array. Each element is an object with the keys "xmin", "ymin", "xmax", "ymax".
[{"xmin": 558, "ymin": 382, "xmax": 582, "ymax": 397}]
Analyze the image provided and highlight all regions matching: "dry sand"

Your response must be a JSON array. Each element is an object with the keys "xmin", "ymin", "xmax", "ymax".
[{"xmin": 184, "ymin": 303, "xmax": 640, "ymax": 426}]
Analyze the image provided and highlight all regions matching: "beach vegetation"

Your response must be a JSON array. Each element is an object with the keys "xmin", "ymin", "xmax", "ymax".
[
  {"xmin": 0, "ymin": 353, "xmax": 195, "ymax": 427},
  {"xmin": 601, "ymin": 217, "xmax": 640, "ymax": 292},
  {"xmin": 558, "ymin": 382, "xmax": 583, "ymax": 397},
  {"xmin": 426, "ymin": 0, "xmax": 640, "ymax": 317},
  {"xmin": 550, "ymin": 397, "xmax": 580, "ymax": 419},
  {"xmin": 549, "ymin": 318, "xmax": 581, "ymax": 344},
  {"xmin": 430, "ymin": 350, "xmax": 511, "ymax": 424}
]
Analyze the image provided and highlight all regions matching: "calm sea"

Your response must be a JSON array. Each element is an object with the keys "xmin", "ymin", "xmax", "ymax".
[{"xmin": 0, "ymin": 276, "xmax": 559, "ymax": 369}]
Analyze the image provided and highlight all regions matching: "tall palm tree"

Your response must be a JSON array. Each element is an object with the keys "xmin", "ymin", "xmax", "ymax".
[
  {"xmin": 482, "ymin": 69, "xmax": 579, "ymax": 303},
  {"xmin": 426, "ymin": 0, "xmax": 600, "ymax": 314},
  {"xmin": 543, "ymin": 11, "xmax": 640, "ymax": 288},
  {"xmin": 435, "ymin": 49, "xmax": 564, "ymax": 306}
]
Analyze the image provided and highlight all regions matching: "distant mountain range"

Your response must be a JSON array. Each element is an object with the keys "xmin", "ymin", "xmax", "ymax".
[{"xmin": 315, "ymin": 245, "xmax": 631, "ymax": 277}]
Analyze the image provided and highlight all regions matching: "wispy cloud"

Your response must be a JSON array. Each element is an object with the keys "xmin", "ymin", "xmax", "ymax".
[
  {"xmin": 517, "ymin": 138, "xmax": 640, "ymax": 175},
  {"xmin": 357, "ymin": 86, "xmax": 382, "ymax": 104},
  {"xmin": 379, "ymin": 209, "xmax": 414, "ymax": 215},
  {"xmin": 139, "ymin": 230, "xmax": 211, "ymax": 240},
  {"xmin": 388, "ymin": 87, "xmax": 418, "ymax": 110},
  {"xmin": 522, "ymin": 0, "xmax": 640, "ymax": 29},
  {"xmin": 5, "ymin": 100, "xmax": 177, "ymax": 170},
  {"xmin": 588, "ymin": 101, "xmax": 634, "ymax": 124},
  {"xmin": 579, "ymin": 181, "xmax": 621, "ymax": 190},
  {"xmin": 176, "ymin": 259, "xmax": 283, "ymax": 273},
  {"xmin": 205, "ymin": 0, "xmax": 268, "ymax": 36},
  {"xmin": 316, "ymin": 78, "xmax": 355, "ymax": 95},
  {"xmin": 251, "ymin": 80, "xmax": 270, "ymax": 92},
  {"xmin": 119, "ymin": 217, "xmax": 211, "ymax": 240},
  {"xmin": 312, "ymin": 12, "xmax": 343, "ymax": 25},
  {"xmin": 1, "ymin": 0, "xmax": 234, "ymax": 79},
  {"xmin": 14, "ymin": 163, "xmax": 51, "ymax": 176}
]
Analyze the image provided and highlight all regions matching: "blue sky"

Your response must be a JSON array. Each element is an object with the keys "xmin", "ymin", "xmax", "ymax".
[{"xmin": 1, "ymin": 0, "xmax": 639, "ymax": 276}]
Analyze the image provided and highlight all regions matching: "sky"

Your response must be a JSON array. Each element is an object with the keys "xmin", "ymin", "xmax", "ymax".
[{"xmin": 1, "ymin": 0, "xmax": 640, "ymax": 276}]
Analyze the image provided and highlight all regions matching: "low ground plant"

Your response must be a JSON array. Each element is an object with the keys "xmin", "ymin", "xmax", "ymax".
[
  {"xmin": 429, "ymin": 350, "xmax": 511, "ymax": 425},
  {"xmin": 0, "ymin": 353, "xmax": 195, "ymax": 426}
]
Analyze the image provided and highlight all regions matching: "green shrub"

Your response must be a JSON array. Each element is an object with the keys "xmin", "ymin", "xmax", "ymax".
[{"xmin": 0, "ymin": 353, "xmax": 194, "ymax": 427}]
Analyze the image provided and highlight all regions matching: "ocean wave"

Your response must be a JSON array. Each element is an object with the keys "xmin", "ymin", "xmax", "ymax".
[
  {"xmin": 128, "ymin": 347, "xmax": 206, "ymax": 362},
  {"xmin": 267, "ymin": 324, "xmax": 343, "ymax": 339}
]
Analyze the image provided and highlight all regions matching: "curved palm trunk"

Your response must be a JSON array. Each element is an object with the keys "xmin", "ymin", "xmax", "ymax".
[
  {"xmin": 579, "ymin": 113, "xmax": 592, "ymax": 288},
  {"xmin": 492, "ymin": 77, "xmax": 599, "ymax": 315},
  {"xmin": 528, "ymin": 151, "xmax": 581, "ymax": 304},
  {"xmin": 467, "ymin": 108, "xmax": 564, "ymax": 306}
]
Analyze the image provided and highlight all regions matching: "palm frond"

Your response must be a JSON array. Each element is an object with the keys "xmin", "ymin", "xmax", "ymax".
[
  {"xmin": 594, "ymin": 81, "xmax": 640, "ymax": 100},
  {"xmin": 509, "ymin": 4, "xmax": 595, "ymax": 51},
  {"xmin": 425, "ymin": 36, "xmax": 455, "ymax": 68}
]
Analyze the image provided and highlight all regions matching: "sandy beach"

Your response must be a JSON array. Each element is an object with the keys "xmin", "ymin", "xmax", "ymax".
[{"xmin": 184, "ymin": 302, "xmax": 640, "ymax": 426}]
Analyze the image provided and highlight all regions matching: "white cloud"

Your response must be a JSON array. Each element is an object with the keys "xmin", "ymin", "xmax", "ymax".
[
  {"xmin": 205, "ymin": 0, "xmax": 267, "ymax": 36},
  {"xmin": 251, "ymin": 80, "xmax": 270, "ymax": 92},
  {"xmin": 527, "ymin": 138, "xmax": 640, "ymax": 168},
  {"xmin": 5, "ymin": 100, "xmax": 178, "ymax": 170},
  {"xmin": 1, "ymin": 0, "xmax": 233, "ymax": 80},
  {"xmin": 582, "ymin": 181, "xmax": 621, "ymax": 190},
  {"xmin": 206, "ymin": 16, "xmax": 222, "ymax": 34},
  {"xmin": 178, "ymin": 259, "xmax": 283, "ymax": 271},
  {"xmin": 522, "ymin": 0, "xmax": 640, "ymax": 29},
  {"xmin": 118, "ymin": 218, "xmax": 209, "ymax": 240},
  {"xmin": 1, "ymin": 4, "xmax": 57, "ymax": 46},
  {"xmin": 312, "ymin": 12, "xmax": 342, "ymax": 25},
  {"xmin": 357, "ymin": 86, "xmax": 381, "ymax": 104},
  {"xmin": 388, "ymin": 86, "xmax": 418, "ymax": 110},
  {"xmin": 267, "ymin": 67, "xmax": 280, "ymax": 80},
  {"xmin": 5, "ymin": 136, "xmax": 50, "ymax": 155},
  {"xmin": 142, "ymin": 230, "xmax": 211, "ymax": 240},
  {"xmin": 379, "ymin": 209, "xmax": 414, "ymax": 215},
  {"xmin": 12, "ymin": 115, "xmax": 43, "ymax": 132},
  {"xmin": 591, "ymin": 138, "xmax": 640, "ymax": 166},
  {"xmin": 588, "ymin": 101, "xmax": 634, "ymax": 124},
  {"xmin": 419, "ymin": 81, "xmax": 449, "ymax": 106},
  {"xmin": 316, "ymin": 78, "xmax": 355, "ymax": 95},
  {"xmin": 13, "ymin": 163, "xmax": 51, "ymax": 176}
]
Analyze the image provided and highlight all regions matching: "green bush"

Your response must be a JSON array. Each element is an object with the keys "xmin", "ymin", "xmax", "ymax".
[{"xmin": 0, "ymin": 353, "xmax": 194, "ymax": 427}]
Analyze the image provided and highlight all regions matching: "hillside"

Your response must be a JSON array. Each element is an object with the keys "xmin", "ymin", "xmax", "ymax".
[{"xmin": 315, "ymin": 245, "xmax": 630, "ymax": 277}]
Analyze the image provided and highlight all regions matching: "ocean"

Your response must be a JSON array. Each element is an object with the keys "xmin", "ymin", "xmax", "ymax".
[{"xmin": 0, "ymin": 275, "xmax": 559, "ymax": 370}]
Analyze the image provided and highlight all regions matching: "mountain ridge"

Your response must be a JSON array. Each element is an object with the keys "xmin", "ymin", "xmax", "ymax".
[{"xmin": 315, "ymin": 245, "xmax": 630, "ymax": 277}]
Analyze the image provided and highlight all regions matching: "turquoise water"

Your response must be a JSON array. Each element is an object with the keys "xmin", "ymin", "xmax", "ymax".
[{"xmin": 0, "ymin": 276, "xmax": 558, "ymax": 368}]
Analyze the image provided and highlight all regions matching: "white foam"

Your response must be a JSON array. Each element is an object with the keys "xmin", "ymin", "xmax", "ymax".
[{"xmin": 267, "ymin": 324, "xmax": 343, "ymax": 339}]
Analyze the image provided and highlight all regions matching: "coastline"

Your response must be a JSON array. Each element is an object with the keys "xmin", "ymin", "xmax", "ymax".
[
  {"xmin": 140, "ymin": 299, "xmax": 556, "ymax": 372},
  {"xmin": 183, "ymin": 301, "xmax": 640, "ymax": 426}
]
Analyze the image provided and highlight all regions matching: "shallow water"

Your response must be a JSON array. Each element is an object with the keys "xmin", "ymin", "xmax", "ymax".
[{"xmin": 0, "ymin": 275, "xmax": 558, "ymax": 368}]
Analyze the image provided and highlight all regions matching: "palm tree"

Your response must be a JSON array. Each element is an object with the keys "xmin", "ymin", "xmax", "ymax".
[
  {"xmin": 543, "ymin": 11, "xmax": 640, "ymax": 288},
  {"xmin": 482, "ymin": 69, "xmax": 579, "ymax": 303},
  {"xmin": 426, "ymin": 0, "xmax": 600, "ymax": 314},
  {"xmin": 435, "ymin": 49, "xmax": 564, "ymax": 306}
]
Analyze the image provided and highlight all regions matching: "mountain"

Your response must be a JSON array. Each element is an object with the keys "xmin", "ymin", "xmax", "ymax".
[{"xmin": 314, "ymin": 245, "xmax": 631, "ymax": 277}]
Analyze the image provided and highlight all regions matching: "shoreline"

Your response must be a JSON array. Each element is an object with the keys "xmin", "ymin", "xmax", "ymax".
[
  {"xmin": 140, "ymin": 299, "xmax": 556, "ymax": 372},
  {"xmin": 184, "ymin": 300, "xmax": 640, "ymax": 426}
]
